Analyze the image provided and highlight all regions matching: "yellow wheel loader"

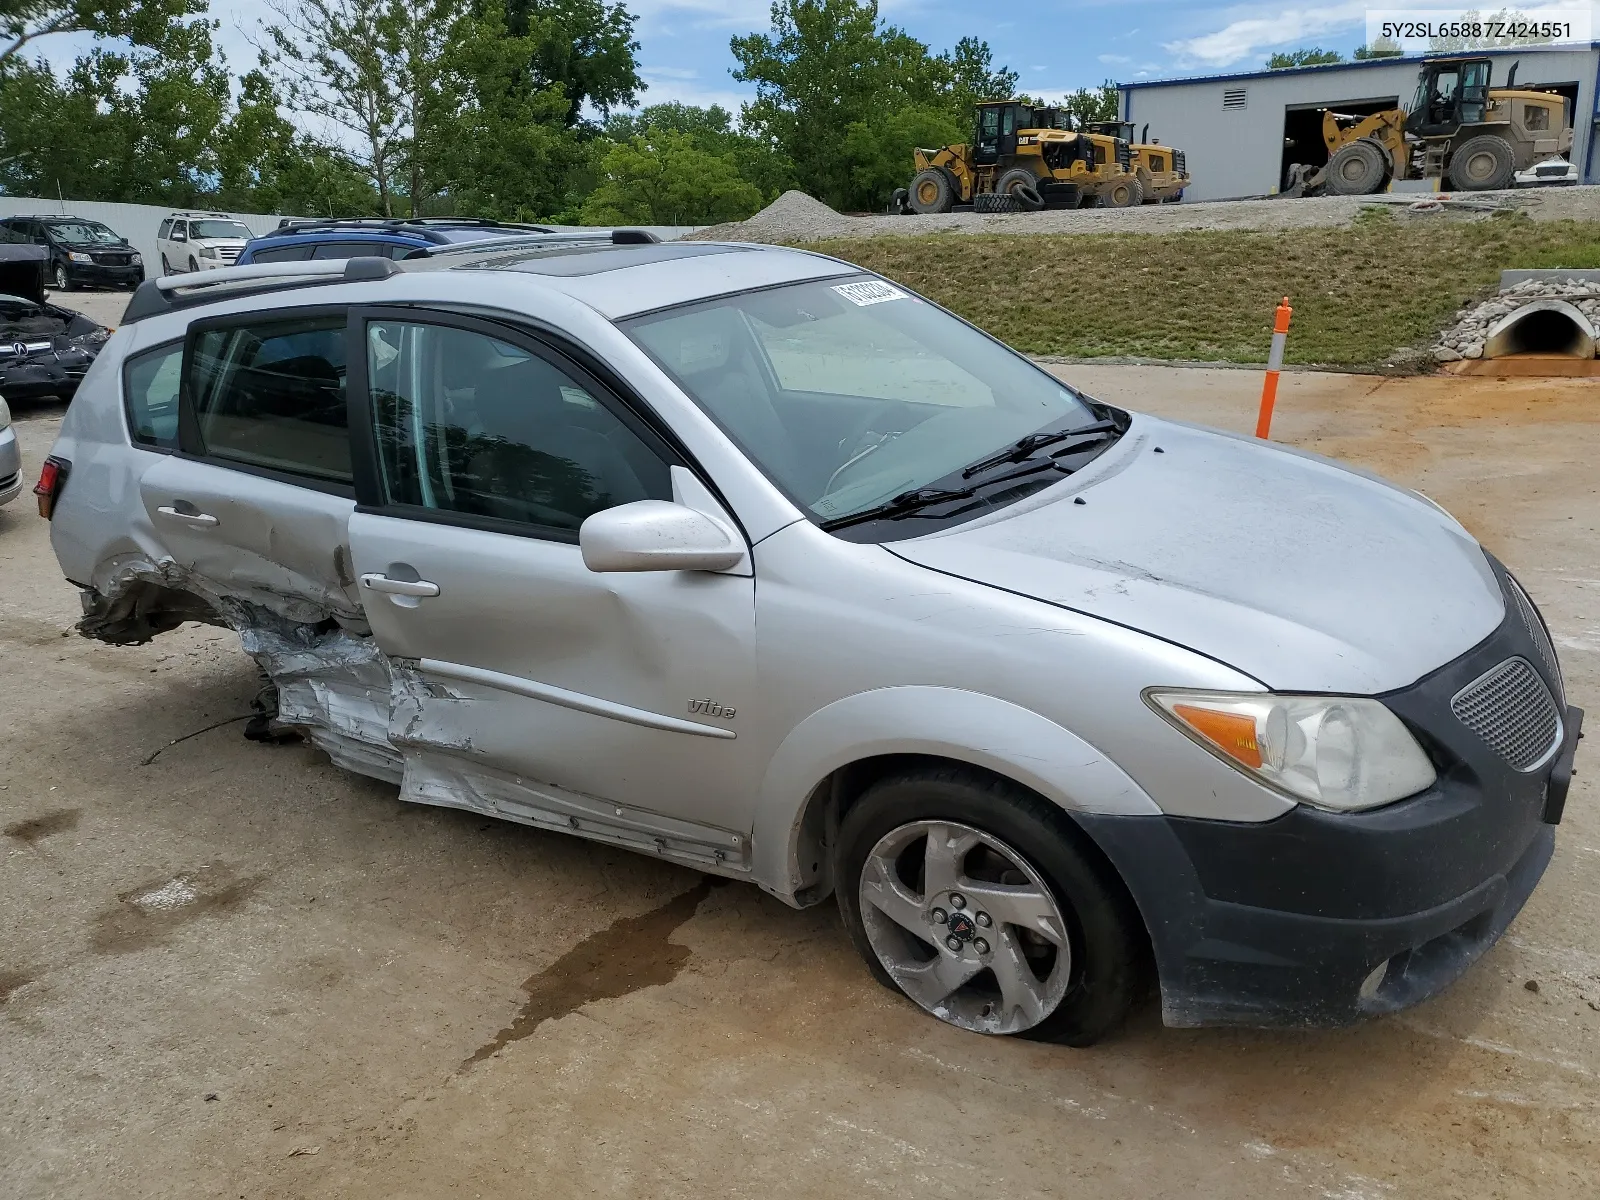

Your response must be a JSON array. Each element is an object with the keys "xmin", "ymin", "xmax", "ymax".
[
  {"xmin": 899, "ymin": 101, "xmax": 1141, "ymax": 214},
  {"xmin": 1283, "ymin": 57, "xmax": 1574, "ymax": 196},
  {"xmin": 1087, "ymin": 122, "xmax": 1192, "ymax": 202}
]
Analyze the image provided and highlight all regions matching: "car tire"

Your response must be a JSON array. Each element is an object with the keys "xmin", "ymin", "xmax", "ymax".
[
  {"xmin": 53, "ymin": 263, "xmax": 71, "ymax": 292},
  {"xmin": 834, "ymin": 765, "xmax": 1148, "ymax": 1046},
  {"xmin": 160, "ymin": 254, "xmax": 172, "ymax": 277},
  {"xmin": 1449, "ymin": 134, "xmax": 1517, "ymax": 191},
  {"xmin": 995, "ymin": 167, "xmax": 1045, "ymax": 210}
]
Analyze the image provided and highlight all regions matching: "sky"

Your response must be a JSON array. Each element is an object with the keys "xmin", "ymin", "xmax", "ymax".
[{"xmin": 175, "ymin": 1, "xmax": 1421, "ymax": 116}]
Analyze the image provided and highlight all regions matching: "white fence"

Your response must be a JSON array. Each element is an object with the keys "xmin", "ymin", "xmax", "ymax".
[{"xmin": 0, "ymin": 196, "xmax": 701, "ymax": 271}]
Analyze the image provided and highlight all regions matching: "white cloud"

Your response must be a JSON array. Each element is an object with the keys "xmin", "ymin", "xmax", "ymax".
[
  {"xmin": 1163, "ymin": 2, "xmax": 1367, "ymax": 68},
  {"xmin": 635, "ymin": 69, "xmax": 754, "ymax": 115}
]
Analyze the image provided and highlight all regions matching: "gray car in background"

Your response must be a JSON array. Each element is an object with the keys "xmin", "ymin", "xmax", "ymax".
[{"xmin": 37, "ymin": 239, "xmax": 1582, "ymax": 1043}]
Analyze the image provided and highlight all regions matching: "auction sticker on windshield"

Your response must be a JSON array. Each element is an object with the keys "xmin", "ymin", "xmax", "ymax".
[{"xmin": 833, "ymin": 280, "xmax": 908, "ymax": 306}]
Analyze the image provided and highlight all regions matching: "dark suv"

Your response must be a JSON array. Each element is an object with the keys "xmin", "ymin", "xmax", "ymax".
[
  {"xmin": 236, "ymin": 217, "xmax": 561, "ymax": 265},
  {"xmin": 0, "ymin": 215, "xmax": 145, "ymax": 291}
]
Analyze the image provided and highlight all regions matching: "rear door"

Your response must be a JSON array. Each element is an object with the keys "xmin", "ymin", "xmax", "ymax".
[
  {"xmin": 344, "ymin": 309, "xmax": 761, "ymax": 863},
  {"xmin": 136, "ymin": 307, "xmax": 363, "ymax": 621}
]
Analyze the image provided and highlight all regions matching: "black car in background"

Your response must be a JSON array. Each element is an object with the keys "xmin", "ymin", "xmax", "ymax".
[
  {"xmin": 0, "ymin": 215, "xmax": 145, "ymax": 291},
  {"xmin": 0, "ymin": 245, "xmax": 110, "ymax": 399}
]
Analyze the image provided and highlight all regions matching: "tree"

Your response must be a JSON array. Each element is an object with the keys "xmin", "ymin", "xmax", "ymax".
[
  {"xmin": 1057, "ymin": 81, "xmax": 1118, "ymax": 129},
  {"xmin": 579, "ymin": 132, "xmax": 764, "ymax": 225},
  {"xmin": 943, "ymin": 34, "xmax": 1017, "ymax": 127},
  {"xmin": 840, "ymin": 104, "xmax": 961, "ymax": 209},
  {"xmin": 602, "ymin": 102, "xmax": 792, "ymax": 201},
  {"xmin": 0, "ymin": 0, "xmax": 203, "ymax": 67},
  {"xmin": 503, "ymin": 0, "xmax": 641, "ymax": 126},
  {"xmin": 731, "ymin": 0, "xmax": 999, "ymax": 210},
  {"xmin": 1267, "ymin": 47, "xmax": 1344, "ymax": 68},
  {"xmin": 1352, "ymin": 37, "xmax": 1403, "ymax": 59}
]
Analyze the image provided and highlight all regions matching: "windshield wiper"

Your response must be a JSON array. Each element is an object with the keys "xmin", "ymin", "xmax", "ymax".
[
  {"xmin": 960, "ymin": 418, "xmax": 1120, "ymax": 480},
  {"xmin": 820, "ymin": 456, "xmax": 1071, "ymax": 531}
]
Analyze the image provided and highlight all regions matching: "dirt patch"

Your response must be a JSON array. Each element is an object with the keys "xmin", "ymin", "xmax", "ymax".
[
  {"xmin": 0, "ymin": 967, "xmax": 39, "ymax": 1004},
  {"xmin": 4, "ymin": 807, "xmax": 80, "ymax": 845},
  {"xmin": 90, "ymin": 864, "xmax": 271, "ymax": 955}
]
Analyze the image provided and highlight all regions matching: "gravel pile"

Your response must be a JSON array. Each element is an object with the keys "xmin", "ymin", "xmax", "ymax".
[
  {"xmin": 690, "ymin": 184, "xmax": 1600, "ymax": 244},
  {"xmin": 1432, "ymin": 277, "xmax": 1600, "ymax": 362}
]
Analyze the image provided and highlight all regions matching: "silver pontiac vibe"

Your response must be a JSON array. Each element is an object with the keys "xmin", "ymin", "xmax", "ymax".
[{"xmin": 41, "ymin": 240, "xmax": 1582, "ymax": 1043}]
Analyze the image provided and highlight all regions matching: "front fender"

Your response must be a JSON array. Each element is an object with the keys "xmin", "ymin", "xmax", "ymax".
[{"xmin": 751, "ymin": 686, "xmax": 1161, "ymax": 906}]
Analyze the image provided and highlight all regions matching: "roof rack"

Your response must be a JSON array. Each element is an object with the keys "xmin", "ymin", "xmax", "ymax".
[
  {"xmin": 123, "ymin": 256, "xmax": 401, "ymax": 324},
  {"xmin": 418, "ymin": 228, "xmax": 660, "ymax": 257},
  {"xmin": 258, "ymin": 216, "xmax": 562, "ymax": 239}
]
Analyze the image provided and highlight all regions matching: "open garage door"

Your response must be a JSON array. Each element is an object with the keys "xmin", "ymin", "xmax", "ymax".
[{"xmin": 1280, "ymin": 97, "xmax": 1397, "ymax": 192}]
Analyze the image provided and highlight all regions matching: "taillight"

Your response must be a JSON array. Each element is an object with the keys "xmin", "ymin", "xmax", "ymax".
[{"xmin": 34, "ymin": 455, "xmax": 69, "ymax": 519}]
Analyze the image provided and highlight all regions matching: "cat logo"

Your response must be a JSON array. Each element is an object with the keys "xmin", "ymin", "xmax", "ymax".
[{"xmin": 687, "ymin": 698, "xmax": 736, "ymax": 720}]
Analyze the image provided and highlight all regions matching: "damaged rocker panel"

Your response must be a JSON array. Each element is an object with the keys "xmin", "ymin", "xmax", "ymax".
[{"xmin": 76, "ymin": 555, "xmax": 751, "ymax": 874}]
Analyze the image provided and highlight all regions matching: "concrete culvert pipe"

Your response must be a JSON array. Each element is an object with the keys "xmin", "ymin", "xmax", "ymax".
[{"xmin": 1484, "ymin": 299, "xmax": 1597, "ymax": 359}]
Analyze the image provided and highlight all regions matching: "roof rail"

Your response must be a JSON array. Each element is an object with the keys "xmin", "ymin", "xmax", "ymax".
[
  {"xmin": 123, "ymin": 256, "xmax": 400, "ymax": 324},
  {"xmin": 419, "ymin": 228, "xmax": 660, "ymax": 258}
]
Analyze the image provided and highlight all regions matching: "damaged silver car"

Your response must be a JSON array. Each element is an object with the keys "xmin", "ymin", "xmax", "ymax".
[{"xmin": 40, "ymin": 241, "xmax": 1582, "ymax": 1043}]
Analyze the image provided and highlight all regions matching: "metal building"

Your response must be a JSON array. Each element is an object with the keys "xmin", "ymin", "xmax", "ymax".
[{"xmin": 1119, "ymin": 46, "xmax": 1600, "ymax": 201}]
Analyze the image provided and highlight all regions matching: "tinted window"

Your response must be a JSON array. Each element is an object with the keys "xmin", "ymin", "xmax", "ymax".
[
  {"xmin": 367, "ymin": 319, "xmax": 670, "ymax": 531},
  {"xmin": 158, "ymin": 219, "xmax": 173, "ymax": 239},
  {"xmin": 247, "ymin": 243, "xmax": 316, "ymax": 263},
  {"xmin": 189, "ymin": 316, "xmax": 350, "ymax": 483},
  {"xmin": 190, "ymin": 219, "xmax": 252, "ymax": 239},
  {"xmin": 310, "ymin": 241, "xmax": 393, "ymax": 260},
  {"xmin": 124, "ymin": 344, "xmax": 182, "ymax": 450}
]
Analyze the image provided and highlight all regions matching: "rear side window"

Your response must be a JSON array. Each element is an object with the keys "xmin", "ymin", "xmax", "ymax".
[
  {"xmin": 188, "ymin": 315, "xmax": 351, "ymax": 483},
  {"xmin": 247, "ymin": 243, "xmax": 316, "ymax": 263},
  {"xmin": 124, "ymin": 343, "xmax": 182, "ymax": 450},
  {"xmin": 158, "ymin": 219, "xmax": 172, "ymax": 239},
  {"xmin": 310, "ymin": 241, "xmax": 393, "ymax": 260}
]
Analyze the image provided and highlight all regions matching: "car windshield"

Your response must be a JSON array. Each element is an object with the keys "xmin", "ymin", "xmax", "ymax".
[
  {"xmin": 191, "ymin": 220, "xmax": 251, "ymax": 239},
  {"xmin": 624, "ymin": 276, "xmax": 1097, "ymax": 528},
  {"xmin": 45, "ymin": 222, "xmax": 120, "ymax": 244}
]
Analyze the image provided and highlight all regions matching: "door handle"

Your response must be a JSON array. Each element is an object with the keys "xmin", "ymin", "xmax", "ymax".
[
  {"xmin": 156, "ymin": 505, "xmax": 219, "ymax": 528},
  {"xmin": 360, "ymin": 573, "xmax": 440, "ymax": 598}
]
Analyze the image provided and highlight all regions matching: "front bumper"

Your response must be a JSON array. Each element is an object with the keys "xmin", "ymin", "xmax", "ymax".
[
  {"xmin": 1078, "ymin": 562, "xmax": 1579, "ymax": 1028},
  {"xmin": 0, "ymin": 425, "xmax": 21, "ymax": 505},
  {"xmin": 0, "ymin": 351, "xmax": 93, "ymax": 399},
  {"xmin": 63, "ymin": 259, "xmax": 144, "ymax": 288}
]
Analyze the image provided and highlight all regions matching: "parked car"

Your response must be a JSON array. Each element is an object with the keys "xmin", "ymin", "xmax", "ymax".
[
  {"xmin": 236, "ymin": 217, "xmax": 562, "ymax": 265},
  {"xmin": 0, "ymin": 393, "xmax": 18, "ymax": 507},
  {"xmin": 0, "ymin": 214, "xmax": 144, "ymax": 291},
  {"xmin": 156, "ymin": 213, "xmax": 255, "ymax": 275},
  {"xmin": 0, "ymin": 244, "xmax": 110, "ymax": 404},
  {"xmin": 37, "ymin": 239, "xmax": 1582, "ymax": 1043}
]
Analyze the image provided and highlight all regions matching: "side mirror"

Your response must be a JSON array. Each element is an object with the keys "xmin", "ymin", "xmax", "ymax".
[{"xmin": 579, "ymin": 500, "xmax": 746, "ymax": 573}]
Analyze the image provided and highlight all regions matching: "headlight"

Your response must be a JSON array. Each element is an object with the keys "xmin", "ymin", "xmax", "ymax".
[
  {"xmin": 130, "ymin": 253, "xmax": 142, "ymax": 264},
  {"xmin": 199, "ymin": 246, "xmax": 217, "ymax": 259},
  {"xmin": 1146, "ymin": 689, "xmax": 1437, "ymax": 812},
  {"xmin": 0, "ymin": 395, "xmax": 10, "ymax": 430},
  {"xmin": 71, "ymin": 327, "xmax": 110, "ymax": 348},
  {"xmin": 67, "ymin": 251, "xmax": 92, "ymax": 262}
]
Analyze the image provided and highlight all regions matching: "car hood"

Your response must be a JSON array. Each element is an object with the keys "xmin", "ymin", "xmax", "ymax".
[
  {"xmin": 61, "ymin": 239, "xmax": 132, "ymax": 251},
  {"xmin": 886, "ymin": 414, "xmax": 1503, "ymax": 694}
]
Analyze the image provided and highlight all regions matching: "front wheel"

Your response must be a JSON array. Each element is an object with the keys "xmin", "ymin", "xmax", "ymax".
[
  {"xmin": 52, "ymin": 263, "xmax": 71, "ymax": 292},
  {"xmin": 188, "ymin": 257, "xmax": 198, "ymax": 273},
  {"xmin": 835, "ymin": 767, "xmax": 1147, "ymax": 1044},
  {"xmin": 908, "ymin": 167, "xmax": 955, "ymax": 214}
]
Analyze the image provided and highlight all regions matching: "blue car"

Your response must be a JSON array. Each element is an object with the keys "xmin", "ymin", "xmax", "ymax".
[{"xmin": 236, "ymin": 217, "xmax": 561, "ymax": 265}]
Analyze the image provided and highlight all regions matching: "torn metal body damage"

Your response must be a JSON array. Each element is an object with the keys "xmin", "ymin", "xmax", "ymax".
[{"xmin": 77, "ymin": 553, "xmax": 752, "ymax": 875}]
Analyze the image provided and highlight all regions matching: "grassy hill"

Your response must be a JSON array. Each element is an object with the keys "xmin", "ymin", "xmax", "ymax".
[{"xmin": 806, "ymin": 212, "xmax": 1600, "ymax": 368}]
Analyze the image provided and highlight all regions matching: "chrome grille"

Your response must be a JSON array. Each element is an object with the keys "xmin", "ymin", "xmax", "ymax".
[
  {"xmin": 1451, "ymin": 657, "xmax": 1562, "ymax": 772},
  {"xmin": 1507, "ymin": 576, "xmax": 1564, "ymax": 704},
  {"xmin": 219, "ymin": 246, "xmax": 242, "ymax": 263}
]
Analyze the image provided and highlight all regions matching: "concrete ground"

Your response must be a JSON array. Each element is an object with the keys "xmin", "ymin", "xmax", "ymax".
[{"xmin": 2, "ymin": 354, "xmax": 1598, "ymax": 1199}]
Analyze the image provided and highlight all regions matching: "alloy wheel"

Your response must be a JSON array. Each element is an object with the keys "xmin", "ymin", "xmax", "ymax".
[{"xmin": 857, "ymin": 820, "xmax": 1073, "ymax": 1034}]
